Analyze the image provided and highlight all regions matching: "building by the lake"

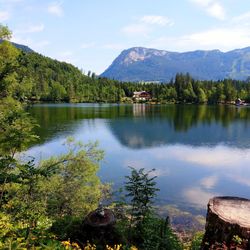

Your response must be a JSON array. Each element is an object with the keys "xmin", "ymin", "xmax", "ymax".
[{"xmin": 132, "ymin": 91, "xmax": 151, "ymax": 102}]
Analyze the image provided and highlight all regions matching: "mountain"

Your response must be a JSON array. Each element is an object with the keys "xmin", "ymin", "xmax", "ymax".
[
  {"xmin": 0, "ymin": 39, "xmax": 34, "ymax": 53},
  {"xmin": 11, "ymin": 41, "xmax": 34, "ymax": 53},
  {"xmin": 101, "ymin": 47, "xmax": 250, "ymax": 82}
]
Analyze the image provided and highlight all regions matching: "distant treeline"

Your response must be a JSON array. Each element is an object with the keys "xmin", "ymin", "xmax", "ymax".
[{"xmin": 2, "ymin": 39, "xmax": 250, "ymax": 103}]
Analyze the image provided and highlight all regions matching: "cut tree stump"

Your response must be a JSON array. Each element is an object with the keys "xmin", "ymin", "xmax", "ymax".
[
  {"xmin": 201, "ymin": 196, "xmax": 250, "ymax": 249},
  {"xmin": 82, "ymin": 208, "xmax": 118, "ymax": 246}
]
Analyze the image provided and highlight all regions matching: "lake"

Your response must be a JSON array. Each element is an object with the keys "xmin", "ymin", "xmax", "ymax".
[{"xmin": 26, "ymin": 103, "xmax": 250, "ymax": 218}]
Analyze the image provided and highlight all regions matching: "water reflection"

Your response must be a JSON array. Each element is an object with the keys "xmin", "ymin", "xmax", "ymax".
[
  {"xmin": 27, "ymin": 103, "xmax": 250, "ymax": 214},
  {"xmin": 109, "ymin": 106, "xmax": 250, "ymax": 148},
  {"xmin": 30, "ymin": 104, "xmax": 250, "ymax": 148}
]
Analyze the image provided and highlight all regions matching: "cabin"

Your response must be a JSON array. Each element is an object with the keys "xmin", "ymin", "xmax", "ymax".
[{"xmin": 132, "ymin": 91, "xmax": 151, "ymax": 102}]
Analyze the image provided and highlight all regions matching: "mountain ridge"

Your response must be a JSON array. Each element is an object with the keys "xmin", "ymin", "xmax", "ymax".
[
  {"xmin": 0, "ymin": 39, "xmax": 34, "ymax": 53},
  {"xmin": 101, "ymin": 46, "xmax": 250, "ymax": 82}
]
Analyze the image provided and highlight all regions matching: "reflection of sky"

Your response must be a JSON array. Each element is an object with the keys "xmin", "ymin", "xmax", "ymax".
[{"xmin": 25, "ymin": 116, "xmax": 250, "ymax": 215}]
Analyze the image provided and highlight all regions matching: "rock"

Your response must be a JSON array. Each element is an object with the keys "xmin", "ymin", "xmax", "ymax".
[{"xmin": 202, "ymin": 196, "xmax": 250, "ymax": 249}]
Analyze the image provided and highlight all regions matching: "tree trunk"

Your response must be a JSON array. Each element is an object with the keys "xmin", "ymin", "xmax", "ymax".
[{"xmin": 202, "ymin": 196, "xmax": 250, "ymax": 249}]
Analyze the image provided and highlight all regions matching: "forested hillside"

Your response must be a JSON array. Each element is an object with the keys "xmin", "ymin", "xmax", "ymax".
[
  {"xmin": 1, "ymin": 33, "xmax": 250, "ymax": 104},
  {"xmin": 8, "ymin": 50, "xmax": 125, "ymax": 103}
]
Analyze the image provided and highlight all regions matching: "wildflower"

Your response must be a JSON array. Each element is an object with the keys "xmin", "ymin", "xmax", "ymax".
[
  {"xmin": 106, "ymin": 244, "xmax": 122, "ymax": 250},
  {"xmin": 84, "ymin": 241, "xmax": 96, "ymax": 250},
  {"xmin": 62, "ymin": 240, "xmax": 71, "ymax": 249},
  {"xmin": 130, "ymin": 246, "xmax": 138, "ymax": 250},
  {"xmin": 62, "ymin": 240, "xmax": 71, "ymax": 246},
  {"xmin": 72, "ymin": 242, "xmax": 81, "ymax": 249}
]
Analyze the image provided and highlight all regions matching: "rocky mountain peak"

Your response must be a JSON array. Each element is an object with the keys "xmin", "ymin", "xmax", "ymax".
[
  {"xmin": 101, "ymin": 46, "xmax": 250, "ymax": 82},
  {"xmin": 122, "ymin": 47, "xmax": 168, "ymax": 65}
]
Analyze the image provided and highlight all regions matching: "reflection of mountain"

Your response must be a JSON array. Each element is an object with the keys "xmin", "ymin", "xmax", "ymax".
[
  {"xmin": 30, "ymin": 104, "xmax": 250, "ymax": 149},
  {"xmin": 108, "ymin": 105, "xmax": 250, "ymax": 149}
]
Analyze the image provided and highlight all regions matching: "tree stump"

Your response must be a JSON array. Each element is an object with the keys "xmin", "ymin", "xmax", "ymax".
[
  {"xmin": 82, "ymin": 207, "xmax": 118, "ymax": 246},
  {"xmin": 201, "ymin": 196, "xmax": 250, "ymax": 249}
]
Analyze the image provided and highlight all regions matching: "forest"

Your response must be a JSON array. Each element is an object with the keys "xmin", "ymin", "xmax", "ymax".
[{"xmin": 1, "ymin": 25, "xmax": 250, "ymax": 104}]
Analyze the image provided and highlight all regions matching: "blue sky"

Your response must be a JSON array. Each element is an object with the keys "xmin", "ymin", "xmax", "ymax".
[{"xmin": 1, "ymin": 0, "xmax": 250, "ymax": 74}]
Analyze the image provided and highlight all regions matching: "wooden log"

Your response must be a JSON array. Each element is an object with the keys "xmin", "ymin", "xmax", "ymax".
[{"xmin": 202, "ymin": 196, "xmax": 250, "ymax": 249}]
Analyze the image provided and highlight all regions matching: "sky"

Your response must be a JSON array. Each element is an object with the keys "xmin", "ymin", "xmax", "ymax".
[{"xmin": 1, "ymin": 0, "xmax": 250, "ymax": 74}]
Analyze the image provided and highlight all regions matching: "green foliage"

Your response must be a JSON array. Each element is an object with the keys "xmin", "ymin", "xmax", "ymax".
[
  {"xmin": 232, "ymin": 235, "xmax": 242, "ymax": 245},
  {"xmin": 0, "ymin": 137, "xmax": 105, "ymax": 247},
  {"xmin": 0, "ymin": 27, "xmax": 106, "ymax": 247},
  {"xmin": 0, "ymin": 97, "xmax": 39, "ymax": 216},
  {"xmin": 190, "ymin": 231, "xmax": 204, "ymax": 250},
  {"xmin": 0, "ymin": 97, "xmax": 38, "ymax": 155},
  {"xmin": 0, "ymin": 41, "xmax": 20, "ymax": 98},
  {"xmin": 0, "ymin": 24, "xmax": 11, "ymax": 40},
  {"xmin": 50, "ymin": 216, "xmax": 82, "ymax": 240},
  {"xmin": 125, "ymin": 168, "xmax": 159, "ymax": 224},
  {"xmin": 140, "ymin": 214, "xmax": 182, "ymax": 250},
  {"xmin": 39, "ymin": 240, "xmax": 66, "ymax": 250},
  {"xmin": 49, "ymin": 81, "xmax": 67, "ymax": 101},
  {"xmin": 114, "ymin": 168, "xmax": 182, "ymax": 249},
  {"xmin": 40, "ymin": 138, "xmax": 105, "ymax": 218}
]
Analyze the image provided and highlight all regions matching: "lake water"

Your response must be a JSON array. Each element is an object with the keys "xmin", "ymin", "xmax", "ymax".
[{"xmin": 27, "ymin": 103, "xmax": 250, "ymax": 217}]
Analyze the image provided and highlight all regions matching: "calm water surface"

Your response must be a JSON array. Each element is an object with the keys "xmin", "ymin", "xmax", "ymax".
[{"xmin": 27, "ymin": 103, "xmax": 250, "ymax": 215}]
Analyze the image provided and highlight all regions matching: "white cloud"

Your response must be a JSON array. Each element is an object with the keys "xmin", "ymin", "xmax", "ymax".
[
  {"xmin": 148, "ymin": 26, "xmax": 250, "ymax": 52},
  {"xmin": 122, "ymin": 15, "xmax": 173, "ymax": 37},
  {"xmin": 227, "ymin": 175, "xmax": 250, "ymax": 187},
  {"xmin": 122, "ymin": 24, "xmax": 150, "ymax": 36},
  {"xmin": 48, "ymin": 2, "xmax": 63, "ymax": 17},
  {"xmin": 189, "ymin": 0, "xmax": 226, "ymax": 20},
  {"xmin": 186, "ymin": 27, "xmax": 250, "ymax": 50},
  {"xmin": 207, "ymin": 2, "xmax": 225, "ymax": 20},
  {"xmin": 0, "ymin": 11, "xmax": 10, "ymax": 22},
  {"xmin": 11, "ymin": 35, "xmax": 50, "ymax": 50},
  {"xmin": 26, "ymin": 24, "xmax": 44, "ymax": 33},
  {"xmin": 151, "ymin": 145, "xmax": 250, "ymax": 173},
  {"xmin": 183, "ymin": 187, "xmax": 219, "ymax": 208},
  {"xmin": 15, "ymin": 24, "xmax": 45, "ymax": 34},
  {"xmin": 174, "ymin": 146, "xmax": 250, "ymax": 168},
  {"xmin": 200, "ymin": 175, "xmax": 218, "ymax": 189},
  {"xmin": 123, "ymin": 159, "xmax": 170, "ymax": 177},
  {"xmin": 140, "ymin": 15, "xmax": 174, "ymax": 26}
]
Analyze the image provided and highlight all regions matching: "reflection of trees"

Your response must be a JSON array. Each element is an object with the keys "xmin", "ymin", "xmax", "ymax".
[
  {"xmin": 172, "ymin": 105, "xmax": 250, "ymax": 131},
  {"xmin": 29, "ymin": 104, "xmax": 250, "ymax": 149},
  {"xmin": 109, "ymin": 105, "xmax": 250, "ymax": 148},
  {"xmin": 29, "ymin": 104, "xmax": 132, "ymax": 145}
]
